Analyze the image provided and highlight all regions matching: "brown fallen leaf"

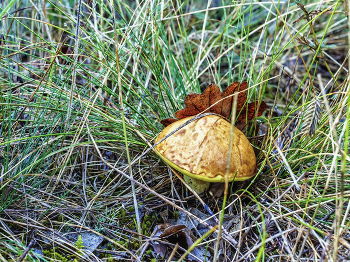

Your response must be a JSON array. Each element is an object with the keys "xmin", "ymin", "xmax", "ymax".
[
  {"xmin": 150, "ymin": 223, "xmax": 194, "ymax": 259},
  {"xmin": 151, "ymin": 225, "xmax": 167, "ymax": 258},
  {"xmin": 160, "ymin": 225, "xmax": 186, "ymax": 238},
  {"xmin": 153, "ymin": 241, "xmax": 167, "ymax": 258},
  {"xmin": 161, "ymin": 82, "xmax": 267, "ymax": 128},
  {"xmin": 209, "ymin": 183, "xmax": 226, "ymax": 198}
]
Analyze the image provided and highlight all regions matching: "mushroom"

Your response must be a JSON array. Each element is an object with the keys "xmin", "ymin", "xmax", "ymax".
[{"xmin": 155, "ymin": 114, "xmax": 257, "ymax": 194}]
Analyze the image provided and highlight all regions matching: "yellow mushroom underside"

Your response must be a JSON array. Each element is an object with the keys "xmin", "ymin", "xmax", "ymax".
[{"xmin": 155, "ymin": 115, "xmax": 256, "ymax": 182}]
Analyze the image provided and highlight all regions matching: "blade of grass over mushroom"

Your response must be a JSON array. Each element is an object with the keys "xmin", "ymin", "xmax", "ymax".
[{"xmin": 213, "ymin": 86, "xmax": 238, "ymax": 261}]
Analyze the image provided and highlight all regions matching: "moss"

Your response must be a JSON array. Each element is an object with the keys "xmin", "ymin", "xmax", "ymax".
[
  {"xmin": 115, "ymin": 240, "xmax": 128, "ymax": 250},
  {"xmin": 131, "ymin": 241, "xmax": 139, "ymax": 250},
  {"xmin": 141, "ymin": 214, "xmax": 155, "ymax": 236},
  {"xmin": 105, "ymin": 253, "xmax": 113, "ymax": 261},
  {"xmin": 173, "ymin": 211, "xmax": 179, "ymax": 220},
  {"xmin": 142, "ymin": 220, "xmax": 151, "ymax": 234},
  {"xmin": 125, "ymin": 215, "xmax": 137, "ymax": 230},
  {"xmin": 146, "ymin": 193, "xmax": 154, "ymax": 200},
  {"xmin": 75, "ymin": 235, "xmax": 84, "ymax": 255},
  {"xmin": 120, "ymin": 209, "xmax": 126, "ymax": 221},
  {"xmin": 86, "ymin": 186, "xmax": 95, "ymax": 197},
  {"xmin": 116, "ymin": 240, "xmax": 126, "ymax": 246},
  {"xmin": 110, "ymin": 238, "xmax": 141, "ymax": 251},
  {"xmin": 43, "ymin": 248, "xmax": 70, "ymax": 262}
]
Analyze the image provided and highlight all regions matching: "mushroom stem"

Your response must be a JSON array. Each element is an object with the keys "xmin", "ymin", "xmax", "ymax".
[{"xmin": 183, "ymin": 175, "xmax": 210, "ymax": 194}]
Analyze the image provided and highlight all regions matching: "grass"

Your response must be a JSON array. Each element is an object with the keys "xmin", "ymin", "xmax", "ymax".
[{"xmin": 0, "ymin": 0, "xmax": 349, "ymax": 261}]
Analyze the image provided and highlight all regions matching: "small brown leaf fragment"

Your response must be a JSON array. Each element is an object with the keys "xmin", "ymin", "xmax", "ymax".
[
  {"xmin": 236, "ymin": 100, "xmax": 267, "ymax": 126},
  {"xmin": 209, "ymin": 183, "xmax": 225, "ymax": 198},
  {"xmin": 150, "ymin": 223, "xmax": 196, "ymax": 258},
  {"xmin": 151, "ymin": 225, "xmax": 168, "ymax": 258},
  {"xmin": 160, "ymin": 225, "xmax": 186, "ymax": 238},
  {"xmin": 160, "ymin": 118, "xmax": 178, "ymax": 127},
  {"xmin": 183, "ymin": 228, "xmax": 194, "ymax": 248},
  {"xmin": 153, "ymin": 241, "xmax": 167, "ymax": 258}
]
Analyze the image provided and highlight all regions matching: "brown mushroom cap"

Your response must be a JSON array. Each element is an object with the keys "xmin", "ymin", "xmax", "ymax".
[{"xmin": 155, "ymin": 115, "xmax": 256, "ymax": 182}]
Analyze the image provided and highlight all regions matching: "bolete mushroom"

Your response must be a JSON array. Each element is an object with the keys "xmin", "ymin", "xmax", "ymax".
[{"xmin": 155, "ymin": 114, "xmax": 256, "ymax": 194}]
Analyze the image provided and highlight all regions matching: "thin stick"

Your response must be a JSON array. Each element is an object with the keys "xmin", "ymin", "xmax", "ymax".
[
  {"xmin": 16, "ymin": 238, "xmax": 35, "ymax": 262},
  {"xmin": 167, "ymin": 243, "xmax": 179, "ymax": 262}
]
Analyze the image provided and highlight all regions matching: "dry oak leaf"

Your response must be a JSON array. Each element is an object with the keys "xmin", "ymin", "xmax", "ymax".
[
  {"xmin": 161, "ymin": 81, "xmax": 267, "ymax": 127},
  {"xmin": 151, "ymin": 224, "xmax": 193, "ymax": 258}
]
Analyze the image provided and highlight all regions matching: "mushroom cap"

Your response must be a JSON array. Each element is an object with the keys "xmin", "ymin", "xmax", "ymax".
[{"xmin": 155, "ymin": 115, "xmax": 256, "ymax": 182}]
